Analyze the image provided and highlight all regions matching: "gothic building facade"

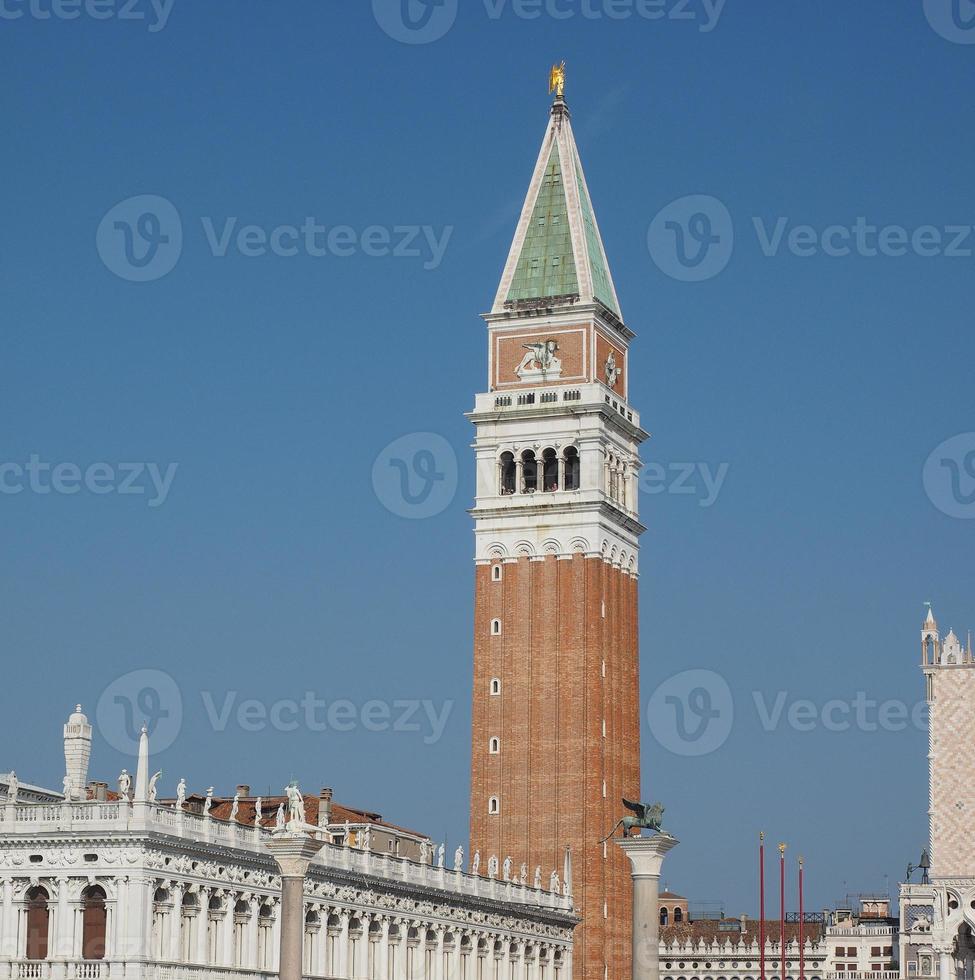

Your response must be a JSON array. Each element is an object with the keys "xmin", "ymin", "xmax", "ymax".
[
  {"xmin": 469, "ymin": 90, "xmax": 646, "ymax": 980},
  {"xmin": 900, "ymin": 608, "xmax": 975, "ymax": 980}
]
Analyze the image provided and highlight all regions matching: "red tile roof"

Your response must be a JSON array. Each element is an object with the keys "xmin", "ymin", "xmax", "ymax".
[{"xmin": 160, "ymin": 791, "xmax": 427, "ymax": 838}]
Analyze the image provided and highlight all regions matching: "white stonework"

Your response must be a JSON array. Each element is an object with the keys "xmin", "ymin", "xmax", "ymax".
[
  {"xmin": 900, "ymin": 608, "xmax": 975, "ymax": 980},
  {"xmin": 0, "ymin": 710, "xmax": 576, "ymax": 980},
  {"xmin": 661, "ymin": 930, "xmax": 827, "ymax": 980}
]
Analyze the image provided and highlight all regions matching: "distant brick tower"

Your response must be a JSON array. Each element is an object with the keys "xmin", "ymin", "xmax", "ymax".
[{"xmin": 469, "ymin": 87, "xmax": 646, "ymax": 980}]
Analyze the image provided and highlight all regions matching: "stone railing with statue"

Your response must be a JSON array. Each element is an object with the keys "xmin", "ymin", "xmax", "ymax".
[{"xmin": 0, "ymin": 792, "xmax": 573, "ymax": 914}]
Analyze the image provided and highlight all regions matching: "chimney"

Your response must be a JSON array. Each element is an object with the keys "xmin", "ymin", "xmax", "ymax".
[
  {"xmin": 88, "ymin": 781, "xmax": 108, "ymax": 802},
  {"xmin": 236, "ymin": 785, "xmax": 251, "ymax": 798},
  {"xmin": 319, "ymin": 788, "xmax": 333, "ymax": 827}
]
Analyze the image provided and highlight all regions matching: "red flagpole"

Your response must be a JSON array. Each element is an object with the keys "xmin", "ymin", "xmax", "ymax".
[
  {"xmin": 760, "ymin": 834, "xmax": 766, "ymax": 980},
  {"xmin": 798, "ymin": 857, "xmax": 805, "ymax": 980},
  {"xmin": 780, "ymin": 844, "xmax": 787, "ymax": 980}
]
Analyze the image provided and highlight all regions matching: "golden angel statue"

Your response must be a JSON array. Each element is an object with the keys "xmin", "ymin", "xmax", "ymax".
[{"xmin": 549, "ymin": 62, "xmax": 566, "ymax": 99}]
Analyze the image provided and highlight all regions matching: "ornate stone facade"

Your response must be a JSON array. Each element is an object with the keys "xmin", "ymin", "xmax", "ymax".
[
  {"xmin": 0, "ymin": 710, "xmax": 577, "ymax": 980},
  {"xmin": 900, "ymin": 607, "xmax": 975, "ymax": 980}
]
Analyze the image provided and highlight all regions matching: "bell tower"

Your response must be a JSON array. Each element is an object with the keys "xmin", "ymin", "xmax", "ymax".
[{"xmin": 469, "ymin": 81, "xmax": 647, "ymax": 980}]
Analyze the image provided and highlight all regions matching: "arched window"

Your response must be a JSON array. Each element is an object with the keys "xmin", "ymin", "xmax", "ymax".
[
  {"xmin": 82, "ymin": 886, "xmax": 107, "ymax": 960},
  {"xmin": 499, "ymin": 452, "xmax": 516, "ymax": 495},
  {"xmin": 489, "ymin": 737, "xmax": 500, "ymax": 755},
  {"xmin": 492, "ymin": 563, "xmax": 503, "ymax": 582},
  {"xmin": 543, "ymin": 448, "xmax": 559, "ymax": 492},
  {"xmin": 660, "ymin": 907, "xmax": 669, "ymax": 926},
  {"xmin": 488, "ymin": 796, "xmax": 500, "ymax": 815},
  {"xmin": 674, "ymin": 907, "xmax": 683, "ymax": 924},
  {"xmin": 490, "ymin": 678, "xmax": 501, "ymax": 696},
  {"xmin": 25, "ymin": 886, "xmax": 50, "ymax": 961},
  {"xmin": 564, "ymin": 447, "xmax": 580, "ymax": 490},
  {"xmin": 491, "ymin": 619, "xmax": 502, "ymax": 636},
  {"xmin": 521, "ymin": 451, "xmax": 538, "ymax": 493}
]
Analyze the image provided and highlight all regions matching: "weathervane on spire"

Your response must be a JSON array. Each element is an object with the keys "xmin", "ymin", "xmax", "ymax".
[{"xmin": 549, "ymin": 61, "xmax": 566, "ymax": 99}]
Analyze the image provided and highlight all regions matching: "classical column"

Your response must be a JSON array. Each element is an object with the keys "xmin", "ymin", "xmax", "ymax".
[
  {"xmin": 194, "ymin": 888, "xmax": 209, "ymax": 965},
  {"xmin": 266, "ymin": 835, "xmax": 324, "ymax": 980},
  {"xmin": 617, "ymin": 835, "xmax": 680, "ymax": 980},
  {"xmin": 939, "ymin": 947, "xmax": 954, "ymax": 980},
  {"xmin": 378, "ymin": 918, "xmax": 391, "ymax": 980},
  {"xmin": 246, "ymin": 897, "xmax": 261, "ymax": 970},
  {"xmin": 1, "ymin": 878, "xmax": 14, "ymax": 959}
]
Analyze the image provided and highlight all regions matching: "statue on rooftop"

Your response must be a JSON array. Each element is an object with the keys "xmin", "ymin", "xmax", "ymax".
[
  {"xmin": 230, "ymin": 793, "xmax": 240, "ymax": 823},
  {"xmin": 148, "ymin": 771, "xmax": 162, "ymax": 804},
  {"xmin": 118, "ymin": 770, "xmax": 132, "ymax": 800},
  {"xmin": 285, "ymin": 782, "xmax": 306, "ymax": 825},
  {"xmin": 255, "ymin": 797, "xmax": 263, "ymax": 826},
  {"xmin": 454, "ymin": 845, "xmax": 464, "ymax": 872},
  {"xmin": 175, "ymin": 778, "xmax": 186, "ymax": 811},
  {"xmin": 203, "ymin": 788, "xmax": 214, "ymax": 816},
  {"xmin": 7, "ymin": 772, "xmax": 18, "ymax": 805},
  {"xmin": 472, "ymin": 850, "xmax": 481, "ymax": 875}
]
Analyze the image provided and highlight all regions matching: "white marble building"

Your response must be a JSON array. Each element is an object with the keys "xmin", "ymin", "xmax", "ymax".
[{"xmin": 0, "ymin": 708, "xmax": 576, "ymax": 980}]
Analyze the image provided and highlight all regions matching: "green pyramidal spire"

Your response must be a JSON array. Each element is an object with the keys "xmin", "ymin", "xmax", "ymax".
[{"xmin": 494, "ymin": 95, "xmax": 622, "ymax": 319}]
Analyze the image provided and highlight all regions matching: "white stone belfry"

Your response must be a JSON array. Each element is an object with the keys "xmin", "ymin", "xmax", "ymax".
[{"xmin": 62, "ymin": 704, "xmax": 92, "ymax": 801}]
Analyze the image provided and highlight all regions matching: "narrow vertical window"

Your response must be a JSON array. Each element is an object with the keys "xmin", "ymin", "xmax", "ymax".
[
  {"xmin": 490, "ymin": 678, "xmax": 501, "ymax": 696},
  {"xmin": 489, "ymin": 737, "xmax": 500, "ymax": 755},
  {"xmin": 491, "ymin": 619, "xmax": 502, "ymax": 636},
  {"xmin": 488, "ymin": 796, "xmax": 500, "ymax": 815},
  {"xmin": 492, "ymin": 564, "xmax": 503, "ymax": 582}
]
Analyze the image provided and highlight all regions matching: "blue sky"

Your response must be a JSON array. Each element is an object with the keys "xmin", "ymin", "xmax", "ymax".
[{"xmin": 3, "ymin": 0, "xmax": 974, "ymax": 913}]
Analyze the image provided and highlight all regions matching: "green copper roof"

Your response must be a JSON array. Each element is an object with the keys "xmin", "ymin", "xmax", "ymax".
[
  {"xmin": 574, "ymin": 148, "xmax": 618, "ymax": 315},
  {"xmin": 506, "ymin": 145, "xmax": 579, "ymax": 304}
]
